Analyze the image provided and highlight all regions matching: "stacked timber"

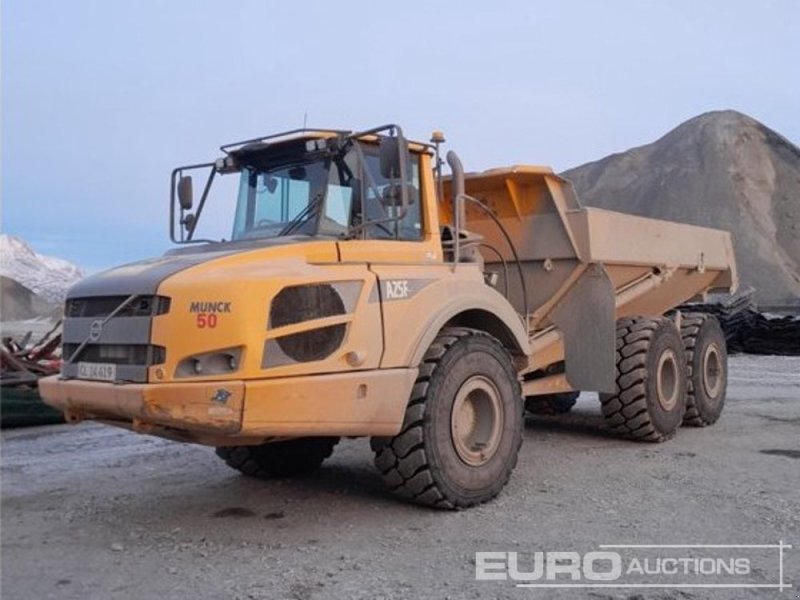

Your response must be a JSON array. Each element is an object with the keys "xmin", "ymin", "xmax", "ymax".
[{"xmin": 1, "ymin": 322, "xmax": 65, "ymax": 427}]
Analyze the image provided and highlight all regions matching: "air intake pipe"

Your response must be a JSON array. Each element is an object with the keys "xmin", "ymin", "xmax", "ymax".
[
  {"xmin": 446, "ymin": 150, "xmax": 466, "ymax": 263},
  {"xmin": 446, "ymin": 150, "xmax": 465, "ymax": 231}
]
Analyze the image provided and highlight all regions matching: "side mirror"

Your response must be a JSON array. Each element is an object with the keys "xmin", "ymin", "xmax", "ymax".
[
  {"xmin": 381, "ymin": 184, "xmax": 417, "ymax": 208},
  {"xmin": 177, "ymin": 175, "xmax": 193, "ymax": 210},
  {"xmin": 181, "ymin": 212, "xmax": 195, "ymax": 232},
  {"xmin": 262, "ymin": 174, "xmax": 279, "ymax": 194},
  {"xmin": 379, "ymin": 134, "xmax": 409, "ymax": 179}
]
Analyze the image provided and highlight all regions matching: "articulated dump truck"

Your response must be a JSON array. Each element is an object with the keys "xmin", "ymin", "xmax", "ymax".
[{"xmin": 40, "ymin": 125, "xmax": 736, "ymax": 508}]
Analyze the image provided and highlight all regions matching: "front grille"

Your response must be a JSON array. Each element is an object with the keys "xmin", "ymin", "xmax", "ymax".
[
  {"xmin": 66, "ymin": 295, "xmax": 171, "ymax": 318},
  {"xmin": 61, "ymin": 294, "xmax": 171, "ymax": 382},
  {"xmin": 63, "ymin": 343, "xmax": 166, "ymax": 366}
]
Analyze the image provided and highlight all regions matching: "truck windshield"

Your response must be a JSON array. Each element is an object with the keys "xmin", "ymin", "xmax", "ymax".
[
  {"xmin": 231, "ymin": 159, "xmax": 351, "ymax": 240},
  {"xmin": 228, "ymin": 143, "xmax": 422, "ymax": 242}
]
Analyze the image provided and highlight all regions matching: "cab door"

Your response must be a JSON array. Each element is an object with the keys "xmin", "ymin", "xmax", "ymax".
[
  {"xmin": 336, "ymin": 149, "xmax": 446, "ymax": 369},
  {"xmin": 336, "ymin": 149, "xmax": 442, "ymax": 264}
]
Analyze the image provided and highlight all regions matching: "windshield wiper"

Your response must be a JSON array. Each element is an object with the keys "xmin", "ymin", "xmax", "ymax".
[{"xmin": 278, "ymin": 193, "xmax": 324, "ymax": 237}]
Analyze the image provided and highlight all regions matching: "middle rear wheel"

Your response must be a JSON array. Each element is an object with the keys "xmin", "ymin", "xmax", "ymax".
[
  {"xmin": 680, "ymin": 313, "xmax": 727, "ymax": 426},
  {"xmin": 600, "ymin": 317, "xmax": 687, "ymax": 442},
  {"xmin": 525, "ymin": 391, "xmax": 580, "ymax": 415}
]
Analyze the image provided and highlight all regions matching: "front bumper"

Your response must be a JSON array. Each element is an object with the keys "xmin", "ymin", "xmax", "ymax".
[{"xmin": 39, "ymin": 368, "xmax": 416, "ymax": 443}]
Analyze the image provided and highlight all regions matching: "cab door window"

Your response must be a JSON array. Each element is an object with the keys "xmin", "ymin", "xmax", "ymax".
[{"xmin": 358, "ymin": 149, "xmax": 423, "ymax": 241}]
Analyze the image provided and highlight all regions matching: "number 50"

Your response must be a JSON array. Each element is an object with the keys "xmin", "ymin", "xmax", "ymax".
[{"xmin": 196, "ymin": 313, "xmax": 218, "ymax": 328}]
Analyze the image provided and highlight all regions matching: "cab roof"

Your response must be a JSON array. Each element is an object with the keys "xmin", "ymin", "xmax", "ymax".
[{"xmin": 220, "ymin": 127, "xmax": 432, "ymax": 156}]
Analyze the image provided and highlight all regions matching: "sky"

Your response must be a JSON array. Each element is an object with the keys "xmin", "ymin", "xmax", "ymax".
[{"xmin": 2, "ymin": 0, "xmax": 799, "ymax": 272}]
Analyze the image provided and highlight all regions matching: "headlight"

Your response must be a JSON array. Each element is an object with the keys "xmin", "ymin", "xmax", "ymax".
[{"xmin": 175, "ymin": 347, "xmax": 243, "ymax": 378}]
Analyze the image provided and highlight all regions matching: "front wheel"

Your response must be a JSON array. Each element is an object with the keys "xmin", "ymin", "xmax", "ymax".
[
  {"xmin": 215, "ymin": 437, "xmax": 339, "ymax": 479},
  {"xmin": 372, "ymin": 328, "xmax": 523, "ymax": 509}
]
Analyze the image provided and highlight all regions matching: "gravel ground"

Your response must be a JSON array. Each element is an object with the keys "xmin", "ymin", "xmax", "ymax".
[{"xmin": 2, "ymin": 355, "xmax": 798, "ymax": 599}]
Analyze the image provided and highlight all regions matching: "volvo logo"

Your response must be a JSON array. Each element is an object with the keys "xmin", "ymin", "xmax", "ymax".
[
  {"xmin": 89, "ymin": 320, "xmax": 104, "ymax": 342},
  {"xmin": 211, "ymin": 388, "xmax": 232, "ymax": 404}
]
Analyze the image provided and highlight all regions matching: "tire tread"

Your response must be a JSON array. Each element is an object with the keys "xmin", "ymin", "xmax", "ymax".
[
  {"xmin": 600, "ymin": 317, "xmax": 685, "ymax": 442},
  {"xmin": 215, "ymin": 437, "xmax": 338, "ymax": 479},
  {"xmin": 373, "ymin": 327, "xmax": 521, "ymax": 509}
]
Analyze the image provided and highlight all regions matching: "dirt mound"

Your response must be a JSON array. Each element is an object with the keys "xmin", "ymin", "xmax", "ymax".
[
  {"xmin": 562, "ymin": 110, "xmax": 800, "ymax": 306},
  {"xmin": 0, "ymin": 276, "xmax": 57, "ymax": 321}
]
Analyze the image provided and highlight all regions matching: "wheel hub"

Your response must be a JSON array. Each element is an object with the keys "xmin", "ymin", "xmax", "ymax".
[
  {"xmin": 450, "ymin": 375, "xmax": 503, "ymax": 466},
  {"xmin": 702, "ymin": 342, "xmax": 723, "ymax": 399},
  {"xmin": 656, "ymin": 349, "xmax": 680, "ymax": 411}
]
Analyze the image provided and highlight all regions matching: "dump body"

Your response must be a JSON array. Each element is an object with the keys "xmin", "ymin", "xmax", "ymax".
[{"xmin": 443, "ymin": 165, "xmax": 736, "ymax": 393}]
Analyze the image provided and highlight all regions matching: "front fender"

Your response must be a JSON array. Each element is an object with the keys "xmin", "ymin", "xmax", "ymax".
[
  {"xmin": 408, "ymin": 288, "xmax": 530, "ymax": 366},
  {"xmin": 371, "ymin": 265, "xmax": 529, "ymax": 368}
]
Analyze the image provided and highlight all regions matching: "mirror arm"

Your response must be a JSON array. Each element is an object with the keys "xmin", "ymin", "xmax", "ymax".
[
  {"xmin": 169, "ymin": 167, "xmax": 181, "ymax": 244},
  {"xmin": 187, "ymin": 168, "xmax": 216, "ymax": 241}
]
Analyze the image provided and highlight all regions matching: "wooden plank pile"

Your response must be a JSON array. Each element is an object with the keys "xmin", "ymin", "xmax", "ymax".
[{"xmin": 1, "ymin": 322, "xmax": 65, "ymax": 427}]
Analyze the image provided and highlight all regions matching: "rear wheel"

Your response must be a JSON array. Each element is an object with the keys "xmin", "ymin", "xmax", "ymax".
[
  {"xmin": 215, "ymin": 437, "xmax": 339, "ymax": 479},
  {"xmin": 372, "ymin": 328, "xmax": 523, "ymax": 509},
  {"xmin": 681, "ymin": 313, "xmax": 727, "ymax": 426},
  {"xmin": 600, "ymin": 317, "xmax": 687, "ymax": 442},
  {"xmin": 525, "ymin": 391, "xmax": 580, "ymax": 415}
]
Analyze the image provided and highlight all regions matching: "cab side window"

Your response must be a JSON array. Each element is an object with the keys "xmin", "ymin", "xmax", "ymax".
[
  {"xmin": 359, "ymin": 150, "xmax": 423, "ymax": 241},
  {"xmin": 319, "ymin": 180, "xmax": 353, "ymax": 237}
]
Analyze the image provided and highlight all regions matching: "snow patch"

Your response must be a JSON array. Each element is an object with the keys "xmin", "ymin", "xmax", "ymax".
[{"xmin": 0, "ymin": 235, "xmax": 85, "ymax": 304}]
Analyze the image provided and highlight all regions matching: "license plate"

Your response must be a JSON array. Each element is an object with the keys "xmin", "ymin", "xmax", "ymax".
[{"xmin": 77, "ymin": 362, "xmax": 117, "ymax": 382}]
